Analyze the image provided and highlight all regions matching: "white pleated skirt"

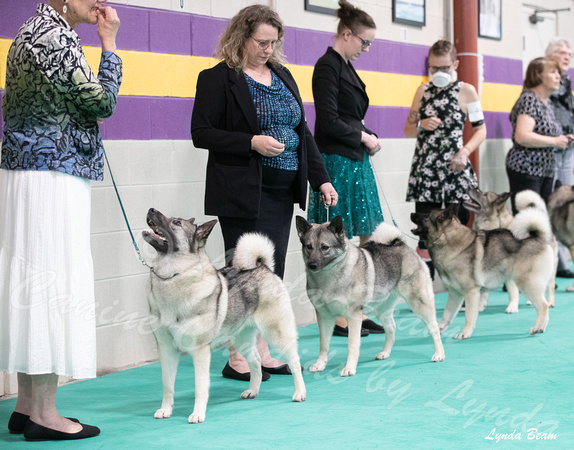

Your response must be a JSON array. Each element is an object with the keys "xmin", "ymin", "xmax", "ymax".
[{"xmin": 0, "ymin": 169, "xmax": 96, "ymax": 379}]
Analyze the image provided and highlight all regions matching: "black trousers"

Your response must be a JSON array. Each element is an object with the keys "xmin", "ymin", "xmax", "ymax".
[
  {"xmin": 218, "ymin": 167, "xmax": 296, "ymax": 279},
  {"xmin": 506, "ymin": 167, "xmax": 553, "ymax": 215}
]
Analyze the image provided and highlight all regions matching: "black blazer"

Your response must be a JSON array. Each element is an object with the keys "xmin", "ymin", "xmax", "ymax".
[
  {"xmin": 191, "ymin": 61, "xmax": 330, "ymax": 218},
  {"xmin": 312, "ymin": 47, "xmax": 376, "ymax": 161}
]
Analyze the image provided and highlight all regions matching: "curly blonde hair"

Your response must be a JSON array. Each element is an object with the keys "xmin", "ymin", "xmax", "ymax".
[{"xmin": 217, "ymin": 4, "xmax": 286, "ymax": 71}]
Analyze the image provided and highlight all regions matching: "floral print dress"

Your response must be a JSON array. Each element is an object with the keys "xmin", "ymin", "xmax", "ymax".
[{"xmin": 406, "ymin": 81, "xmax": 477, "ymax": 203}]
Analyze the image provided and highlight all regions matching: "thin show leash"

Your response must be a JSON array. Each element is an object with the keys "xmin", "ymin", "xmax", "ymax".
[
  {"xmin": 102, "ymin": 148, "xmax": 173, "ymax": 279},
  {"xmin": 322, "ymin": 154, "xmax": 419, "ymax": 243}
]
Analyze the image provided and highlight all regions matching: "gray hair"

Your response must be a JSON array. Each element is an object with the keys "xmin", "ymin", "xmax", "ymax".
[{"xmin": 546, "ymin": 37, "xmax": 571, "ymax": 57}]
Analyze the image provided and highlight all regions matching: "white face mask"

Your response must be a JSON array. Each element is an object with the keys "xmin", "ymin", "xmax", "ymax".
[{"xmin": 430, "ymin": 70, "xmax": 452, "ymax": 88}]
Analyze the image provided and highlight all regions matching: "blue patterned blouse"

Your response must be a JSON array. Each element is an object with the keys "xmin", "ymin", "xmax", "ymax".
[
  {"xmin": 1, "ymin": 3, "xmax": 122, "ymax": 181},
  {"xmin": 245, "ymin": 71, "xmax": 301, "ymax": 171}
]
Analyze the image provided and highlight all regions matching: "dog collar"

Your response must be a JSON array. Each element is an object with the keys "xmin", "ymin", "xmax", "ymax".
[{"xmin": 151, "ymin": 268, "xmax": 179, "ymax": 281}]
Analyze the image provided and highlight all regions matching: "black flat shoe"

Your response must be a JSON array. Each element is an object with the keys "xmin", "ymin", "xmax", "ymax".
[
  {"xmin": 333, "ymin": 324, "xmax": 369, "ymax": 337},
  {"xmin": 362, "ymin": 319, "xmax": 385, "ymax": 334},
  {"xmin": 556, "ymin": 269, "xmax": 574, "ymax": 278},
  {"xmin": 221, "ymin": 362, "xmax": 270, "ymax": 381},
  {"xmin": 24, "ymin": 420, "xmax": 100, "ymax": 441},
  {"xmin": 262, "ymin": 363, "xmax": 305, "ymax": 375},
  {"xmin": 8, "ymin": 412, "xmax": 79, "ymax": 434}
]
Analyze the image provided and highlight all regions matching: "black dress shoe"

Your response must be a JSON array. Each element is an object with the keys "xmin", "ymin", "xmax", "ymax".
[
  {"xmin": 362, "ymin": 319, "xmax": 385, "ymax": 334},
  {"xmin": 221, "ymin": 362, "xmax": 270, "ymax": 381},
  {"xmin": 333, "ymin": 324, "xmax": 369, "ymax": 337},
  {"xmin": 24, "ymin": 420, "xmax": 100, "ymax": 441},
  {"xmin": 262, "ymin": 363, "xmax": 305, "ymax": 375},
  {"xmin": 8, "ymin": 412, "xmax": 79, "ymax": 434},
  {"xmin": 556, "ymin": 269, "xmax": 574, "ymax": 278}
]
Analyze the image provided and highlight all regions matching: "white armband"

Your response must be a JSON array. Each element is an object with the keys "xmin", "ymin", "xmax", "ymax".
[{"xmin": 467, "ymin": 101, "xmax": 484, "ymax": 123}]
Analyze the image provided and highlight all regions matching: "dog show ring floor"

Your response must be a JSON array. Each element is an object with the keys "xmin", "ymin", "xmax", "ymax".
[{"xmin": 1, "ymin": 278, "xmax": 573, "ymax": 449}]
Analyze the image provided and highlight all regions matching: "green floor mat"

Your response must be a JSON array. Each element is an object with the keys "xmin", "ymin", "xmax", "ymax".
[{"xmin": 2, "ymin": 280, "xmax": 573, "ymax": 449}]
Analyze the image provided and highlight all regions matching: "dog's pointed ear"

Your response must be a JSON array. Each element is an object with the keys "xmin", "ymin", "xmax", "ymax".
[
  {"xmin": 496, "ymin": 192, "xmax": 512, "ymax": 211},
  {"xmin": 446, "ymin": 203, "xmax": 460, "ymax": 216},
  {"xmin": 327, "ymin": 215, "xmax": 346, "ymax": 240},
  {"xmin": 439, "ymin": 203, "xmax": 459, "ymax": 222},
  {"xmin": 195, "ymin": 219, "xmax": 218, "ymax": 249},
  {"xmin": 188, "ymin": 217, "xmax": 196, "ymax": 224},
  {"xmin": 555, "ymin": 180, "xmax": 563, "ymax": 190},
  {"xmin": 295, "ymin": 215, "xmax": 311, "ymax": 239}
]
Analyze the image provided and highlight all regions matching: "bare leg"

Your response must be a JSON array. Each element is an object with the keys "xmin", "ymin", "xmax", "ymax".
[
  {"xmin": 228, "ymin": 334, "xmax": 285, "ymax": 373},
  {"xmin": 15, "ymin": 372, "xmax": 32, "ymax": 415},
  {"xmin": 257, "ymin": 335, "xmax": 285, "ymax": 368},
  {"xmin": 27, "ymin": 374, "xmax": 82, "ymax": 433},
  {"xmin": 228, "ymin": 344, "xmax": 250, "ymax": 373}
]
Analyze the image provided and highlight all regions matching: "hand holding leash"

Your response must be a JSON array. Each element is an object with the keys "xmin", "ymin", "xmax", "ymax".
[{"xmin": 319, "ymin": 182, "xmax": 338, "ymax": 207}]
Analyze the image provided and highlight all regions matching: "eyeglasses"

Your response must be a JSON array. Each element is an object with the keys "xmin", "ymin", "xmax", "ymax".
[
  {"xmin": 429, "ymin": 64, "xmax": 453, "ymax": 73},
  {"xmin": 352, "ymin": 33, "xmax": 372, "ymax": 48},
  {"xmin": 251, "ymin": 37, "xmax": 281, "ymax": 50}
]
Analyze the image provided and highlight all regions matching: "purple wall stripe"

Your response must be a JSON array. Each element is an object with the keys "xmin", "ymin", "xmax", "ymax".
[
  {"xmin": 99, "ymin": 96, "xmax": 194, "ymax": 140},
  {"xmin": 483, "ymin": 55, "xmax": 523, "ymax": 86},
  {"xmin": 1, "ymin": 0, "xmax": 523, "ymax": 83},
  {"xmin": 0, "ymin": 90, "xmax": 512, "ymax": 142},
  {"xmin": 484, "ymin": 110, "xmax": 512, "ymax": 140},
  {"xmin": 190, "ymin": 15, "xmax": 228, "ymax": 58}
]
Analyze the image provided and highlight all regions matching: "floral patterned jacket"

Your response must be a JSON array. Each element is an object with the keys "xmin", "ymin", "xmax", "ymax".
[{"xmin": 1, "ymin": 3, "xmax": 122, "ymax": 181}]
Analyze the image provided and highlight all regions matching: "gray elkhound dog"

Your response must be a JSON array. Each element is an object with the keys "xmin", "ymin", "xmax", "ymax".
[
  {"xmin": 464, "ymin": 187, "xmax": 557, "ymax": 310},
  {"xmin": 295, "ymin": 216, "xmax": 445, "ymax": 377},
  {"xmin": 411, "ymin": 203, "xmax": 554, "ymax": 339},
  {"xmin": 143, "ymin": 208, "xmax": 305, "ymax": 424}
]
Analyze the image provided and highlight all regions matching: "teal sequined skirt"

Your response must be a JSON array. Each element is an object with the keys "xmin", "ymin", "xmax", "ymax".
[{"xmin": 308, "ymin": 153, "xmax": 384, "ymax": 238}]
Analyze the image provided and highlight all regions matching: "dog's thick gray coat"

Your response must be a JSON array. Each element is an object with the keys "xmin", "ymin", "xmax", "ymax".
[
  {"xmin": 411, "ymin": 204, "xmax": 554, "ymax": 339},
  {"xmin": 143, "ymin": 209, "xmax": 305, "ymax": 424},
  {"xmin": 296, "ymin": 216, "xmax": 445, "ymax": 377}
]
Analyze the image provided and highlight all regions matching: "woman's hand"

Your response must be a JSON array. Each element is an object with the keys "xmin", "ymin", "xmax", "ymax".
[
  {"xmin": 319, "ymin": 182, "xmax": 338, "ymax": 207},
  {"xmin": 448, "ymin": 146, "xmax": 470, "ymax": 172},
  {"xmin": 97, "ymin": 6, "xmax": 120, "ymax": 53},
  {"xmin": 421, "ymin": 117, "xmax": 442, "ymax": 131},
  {"xmin": 555, "ymin": 135, "xmax": 570, "ymax": 150},
  {"xmin": 362, "ymin": 132, "xmax": 381, "ymax": 155},
  {"xmin": 251, "ymin": 135, "xmax": 285, "ymax": 157}
]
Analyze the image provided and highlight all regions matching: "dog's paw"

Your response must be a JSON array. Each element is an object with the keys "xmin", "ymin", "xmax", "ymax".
[
  {"xmin": 567, "ymin": 285, "xmax": 574, "ymax": 293},
  {"xmin": 505, "ymin": 305, "xmax": 519, "ymax": 314},
  {"xmin": 478, "ymin": 304, "xmax": 486, "ymax": 312},
  {"xmin": 454, "ymin": 332, "xmax": 472, "ymax": 340},
  {"xmin": 188, "ymin": 412, "xmax": 205, "ymax": 424},
  {"xmin": 309, "ymin": 361, "xmax": 326, "ymax": 373},
  {"xmin": 431, "ymin": 352, "xmax": 445, "ymax": 362},
  {"xmin": 340, "ymin": 367, "xmax": 356, "ymax": 377},
  {"xmin": 240, "ymin": 389, "xmax": 259, "ymax": 399},
  {"xmin": 526, "ymin": 300, "xmax": 533, "ymax": 306},
  {"xmin": 548, "ymin": 301, "xmax": 555, "ymax": 308},
  {"xmin": 375, "ymin": 351, "xmax": 390, "ymax": 360},
  {"xmin": 292, "ymin": 391, "xmax": 306, "ymax": 402},
  {"xmin": 529, "ymin": 327, "xmax": 545, "ymax": 335},
  {"xmin": 154, "ymin": 408, "xmax": 172, "ymax": 419}
]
